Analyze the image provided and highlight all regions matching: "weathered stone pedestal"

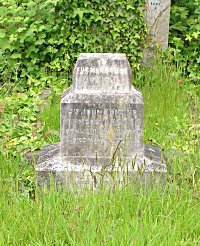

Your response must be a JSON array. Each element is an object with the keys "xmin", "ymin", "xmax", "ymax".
[
  {"xmin": 36, "ymin": 53, "xmax": 167, "ymax": 189},
  {"xmin": 143, "ymin": 0, "xmax": 171, "ymax": 66}
]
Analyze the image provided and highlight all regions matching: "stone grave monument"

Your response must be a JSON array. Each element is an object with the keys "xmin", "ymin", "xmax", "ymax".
[
  {"xmin": 36, "ymin": 53, "xmax": 167, "ymax": 189},
  {"xmin": 144, "ymin": 0, "xmax": 171, "ymax": 65},
  {"xmin": 145, "ymin": 0, "xmax": 171, "ymax": 50}
]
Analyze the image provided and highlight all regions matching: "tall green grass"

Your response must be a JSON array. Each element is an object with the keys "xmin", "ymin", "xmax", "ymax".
[
  {"xmin": 0, "ymin": 152, "xmax": 199, "ymax": 245},
  {"xmin": 39, "ymin": 95, "xmax": 60, "ymax": 144},
  {"xmin": 0, "ymin": 57, "xmax": 200, "ymax": 245}
]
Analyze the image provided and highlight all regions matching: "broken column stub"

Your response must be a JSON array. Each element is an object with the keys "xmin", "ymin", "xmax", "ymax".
[{"xmin": 36, "ymin": 53, "xmax": 167, "ymax": 189}]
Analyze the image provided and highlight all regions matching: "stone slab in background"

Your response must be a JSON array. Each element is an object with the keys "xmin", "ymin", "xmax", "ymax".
[
  {"xmin": 145, "ymin": 0, "xmax": 171, "ymax": 50},
  {"xmin": 143, "ymin": 0, "xmax": 171, "ymax": 66}
]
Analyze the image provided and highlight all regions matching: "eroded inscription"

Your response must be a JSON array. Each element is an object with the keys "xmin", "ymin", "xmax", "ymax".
[
  {"xmin": 62, "ymin": 107, "xmax": 142, "ymax": 145},
  {"xmin": 75, "ymin": 66, "xmax": 128, "ymax": 91},
  {"xmin": 73, "ymin": 54, "xmax": 131, "ymax": 93},
  {"xmin": 150, "ymin": 0, "xmax": 161, "ymax": 8},
  {"xmin": 145, "ymin": 0, "xmax": 171, "ymax": 50},
  {"xmin": 61, "ymin": 53, "xmax": 144, "ymax": 159}
]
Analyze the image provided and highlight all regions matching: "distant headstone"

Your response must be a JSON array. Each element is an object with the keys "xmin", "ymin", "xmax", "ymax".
[
  {"xmin": 143, "ymin": 0, "xmax": 171, "ymax": 65},
  {"xmin": 36, "ymin": 53, "xmax": 167, "ymax": 189},
  {"xmin": 145, "ymin": 0, "xmax": 171, "ymax": 50}
]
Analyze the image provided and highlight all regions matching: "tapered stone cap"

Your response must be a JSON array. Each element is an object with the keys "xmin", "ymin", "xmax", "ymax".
[{"xmin": 73, "ymin": 53, "xmax": 132, "ymax": 94}]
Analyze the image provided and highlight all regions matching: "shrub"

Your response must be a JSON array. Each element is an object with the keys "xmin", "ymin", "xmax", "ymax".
[
  {"xmin": 169, "ymin": 0, "xmax": 200, "ymax": 82},
  {"xmin": 0, "ymin": 0, "xmax": 147, "ymax": 87}
]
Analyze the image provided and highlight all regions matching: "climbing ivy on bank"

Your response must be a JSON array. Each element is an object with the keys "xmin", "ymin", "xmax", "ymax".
[
  {"xmin": 0, "ymin": 0, "xmax": 146, "ymax": 88},
  {"xmin": 169, "ymin": 0, "xmax": 200, "ymax": 82}
]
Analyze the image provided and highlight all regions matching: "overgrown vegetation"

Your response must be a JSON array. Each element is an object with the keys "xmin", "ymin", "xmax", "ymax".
[
  {"xmin": 0, "ymin": 58, "xmax": 200, "ymax": 243},
  {"xmin": 0, "ymin": 0, "xmax": 199, "ymax": 85},
  {"xmin": 169, "ymin": 0, "xmax": 200, "ymax": 81},
  {"xmin": 0, "ymin": 0, "xmax": 200, "ymax": 244},
  {"xmin": 0, "ymin": 159, "xmax": 200, "ymax": 245},
  {"xmin": 0, "ymin": 0, "xmax": 146, "ymax": 87}
]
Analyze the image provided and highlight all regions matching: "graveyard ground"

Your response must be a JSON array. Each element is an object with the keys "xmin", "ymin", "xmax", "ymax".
[{"xmin": 0, "ymin": 57, "xmax": 200, "ymax": 245}]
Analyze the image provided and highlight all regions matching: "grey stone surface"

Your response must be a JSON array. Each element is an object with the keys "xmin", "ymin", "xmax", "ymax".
[
  {"xmin": 61, "ymin": 88, "xmax": 144, "ymax": 166},
  {"xmin": 36, "ymin": 143, "xmax": 166, "ymax": 189},
  {"xmin": 73, "ymin": 53, "xmax": 132, "ymax": 94},
  {"xmin": 36, "ymin": 53, "xmax": 167, "ymax": 189},
  {"xmin": 61, "ymin": 53, "xmax": 143, "ymax": 166},
  {"xmin": 36, "ymin": 144, "xmax": 65, "ymax": 187},
  {"xmin": 145, "ymin": 0, "xmax": 171, "ymax": 50}
]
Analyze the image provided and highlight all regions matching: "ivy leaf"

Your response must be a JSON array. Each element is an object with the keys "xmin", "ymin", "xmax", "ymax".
[
  {"xmin": 75, "ymin": 39, "xmax": 83, "ymax": 45},
  {"xmin": 38, "ymin": 25, "xmax": 46, "ymax": 32},
  {"xmin": 192, "ymin": 32, "xmax": 199, "ymax": 39},
  {"xmin": 0, "ymin": 29, "xmax": 6, "ymax": 39},
  {"xmin": 69, "ymin": 36, "xmax": 76, "ymax": 43},
  {"xmin": 73, "ymin": 8, "xmax": 85, "ymax": 21},
  {"xmin": 185, "ymin": 35, "xmax": 192, "ymax": 42},
  {"xmin": 127, "ymin": 5, "xmax": 135, "ymax": 10},
  {"xmin": 11, "ymin": 53, "xmax": 22, "ymax": 59},
  {"xmin": 111, "ymin": 31, "xmax": 120, "ymax": 40},
  {"xmin": 196, "ymin": 57, "xmax": 200, "ymax": 63},
  {"xmin": 35, "ymin": 39, "xmax": 45, "ymax": 45},
  {"xmin": 93, "ymin": 15, "xmax": 102, "ymax": 22},
  {"xmin": 17, "ymin": 27, "xmax": 26, "ymax": 33},
  {"xmin": 170, "ymin": 23, "xmax": 187, "ymax": 32}
]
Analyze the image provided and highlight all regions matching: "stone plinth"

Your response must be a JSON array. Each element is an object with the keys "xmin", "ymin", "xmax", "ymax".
[
  {"xmin": 61, "ymin": 54, "xmax": 144, "ymax": 166},
  {"xmin": 145, "ymin": 0, "xmax": 171, "ymax": 50},
  {"xmin": 36, "ymin": 53, "xmax": 167, "ymax": 189},
  {"xmin": 36, "ymin": 143, "xmax": 166, "ymax": 189}
]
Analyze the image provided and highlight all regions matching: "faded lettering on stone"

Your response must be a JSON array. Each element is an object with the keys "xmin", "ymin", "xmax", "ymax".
[
  {"xmin": 75, "ymin": 67, "xmax": 129, "ymax": 92},
  {"xmin": 36, "ymin": 53, "xmax": 166, "ymax": 187},
  {"xmin": 61, "ymin": 53, "xmax": 144, "ymax": 159},
  {"xmin": 145, "ymin": 0, "xmax": 171, "ymax": 50},
  {"xmin": 73, "ymin": 53, "xmax": 131, "ymax": 93},
  {"xmin": 63, "ymin": 108, "xmax": 138, "ymax": 144}
]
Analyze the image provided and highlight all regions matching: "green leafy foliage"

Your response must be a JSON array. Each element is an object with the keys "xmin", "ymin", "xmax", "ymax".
[
  {"xmin": 0, "ymin": 0, "xmax": 199, "ymax": 84},
  {"xmin": 0, "ymin": 0, "xmax": 148, "ymax": 155},
  {"xmin": 0, "ymin": 0, "xmax": 199, "ymax": 194},
  {"xmin": 0, "ymin": 85, "xmax": 46, "ymax": 154},
  {"xmin": 0, "ymin": 0, "xmax": 146, "ymax": 87},
  {"xmin": 169, "ymin": 0, "xmax": 200, "ymax": 82}
]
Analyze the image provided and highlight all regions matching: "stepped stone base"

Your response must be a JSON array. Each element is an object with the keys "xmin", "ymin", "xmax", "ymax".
[{"xmin": 36, "ymin": 143, "xmax": 167, "ymax": 190}]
